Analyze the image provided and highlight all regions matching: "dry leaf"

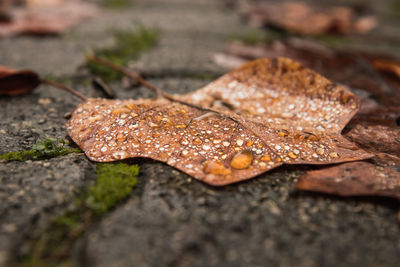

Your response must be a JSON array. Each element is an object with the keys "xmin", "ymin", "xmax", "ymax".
[
  {"xmin": 0, "ymin": 64, "xmax": 87, "ymax": 99},
  {"xmin": 242, "ymin": 1, "xmax": 377, "ymax": 35},
  {"xmin": 67, "ymin": 58, "xmax": 371, "ymax": 186},
  {"xmin": 295, "ymin": 161, "xmax": 400, "ymax": 200},
  {"xmin": 0, "ymin": 65, "xmax": 40, "ymax": 95},
  {"xmin": 0, "ymin": 0, "xmax": 99, "ymax": 36}
]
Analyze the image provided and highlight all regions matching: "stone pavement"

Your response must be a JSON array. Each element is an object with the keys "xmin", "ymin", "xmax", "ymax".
[{"xmin": 1, "ymin": 0, "xmax": 400, "ymax": 266}]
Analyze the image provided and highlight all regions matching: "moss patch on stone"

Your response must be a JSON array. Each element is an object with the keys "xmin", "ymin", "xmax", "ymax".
[
  {"xmin": 17, "ymin": 163, "xmax": 139, "ymax": 266},
  {"xmin": 389, "ymin": 0, "xmax": 400, "ymax": 16},
  {"xmin": 230, "ymin": 28, "xmax": 285, "ymax": 45},
  {"xmin": 230, "ymin": 31, "xmax": 268, "ymax": 45},
  {"xmin": 0, "ymin": 138, "xmax": 81, "ymax": 162},
  {"xmin": 41, "ymin": 74, "xmax": 75, "ymax": 85},
  {"xmin": 86, "ymin": 27, "xmax": 159, "ymax": 82},
  {"xmin": 314, "ymin": 34, "xmax": 348, "ymax": 47},
  {"xmin": 142, "ymin": 69, "xmax": 222, "ymax": 81},
  {"xmin": 87, "ymin": 163, "xmax": 139, "ymax": 216},
  {"xmin": 102, "ymin": 0, "xmax": 132, "ymax": 9}
]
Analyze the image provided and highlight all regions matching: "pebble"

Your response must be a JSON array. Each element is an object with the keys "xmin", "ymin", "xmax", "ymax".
[{"xmin": 38, "ymin": 98, "xmax": 52, "ymax": 105}]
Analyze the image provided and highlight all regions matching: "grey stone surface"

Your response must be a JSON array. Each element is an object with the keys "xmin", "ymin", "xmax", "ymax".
[
  {"xmin": 85, "ymin": 164, "xmax": 400, "ymax": 267},
  {"xmin": 0, "ymin": 0, "xmax": 399, "ymax": 266},
  {"xmin": 0, "ymin": 154, "xmax": 94, "ymax": 265}
]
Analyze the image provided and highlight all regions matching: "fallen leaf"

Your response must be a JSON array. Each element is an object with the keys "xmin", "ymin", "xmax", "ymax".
[
  {"xmin": 213, "ymin": 40, "xmax": 400, "ymax": 107},
  {"xmin": 242, "ymin": 1, "xmax": 377, "ymax": 35},
  {"xmin": 0, "ymin": 64, "xmax": 87, "ymax": 99},
  {"xmin": 0, "ymin": 65, "xmax": 40, "ymax": 95},
  {"xmin": 295, "ymin": 161, "xmax": 400, "ymax": 200},
  {"xmin": 67, "ymin": 57, "xmax": 371, "ymax": 186},
  {"xmin": 349, "ymin": 105, "xmax": 400, "ymax": 128},
  {"xmin": 345, "ymin": 124, "xmax": 400, "ymax": 157},
  {"xmin": 0, "ymin": 0, "xmax": 100, "ymax": 36}
]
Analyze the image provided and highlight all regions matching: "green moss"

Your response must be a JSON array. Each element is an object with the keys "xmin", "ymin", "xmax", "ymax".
[
  {"xmin": 389, "ymin": 0, "xmax": 400, "ymax": 16},
  {"xmin": 41, "ymin": 74, "xmax": 75, "ymax": 85},
  {"xmin": 230, "ymin": 31, "xmax": 267, "ymax": 45},
  {"xmin": 314, "ymin": 34, "xmax": 348, "ymax": 47},
  {"xmin": 189, "ymin": 72, "xmax": 216, "ymax": 80},
  {"xmin": 102, "ymin": 0, "xmax": 132, "ymax": 9},
  {"xmin": 86, "ymin": 27, "xmax": 159, "ymax": 82},
  {"xmin": 87, "ymin": 163, "xmax": 139, "ymax": 216},
  {"xmin": 0, "ymin": 138, "xmax": 81, "ymax": 162},
  {"xmin": 16, "ymin": 163, "xmax": 139, "ymax": 266},
  {"xmin": 144, "ymin": 69, "xmax": 222, "ymax": 81},
  {"xmin": 230, "ymin": 28, "xmax": 285, "ymax": 45}
]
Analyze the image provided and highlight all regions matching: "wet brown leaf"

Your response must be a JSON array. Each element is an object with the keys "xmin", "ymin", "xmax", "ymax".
[
  {"xmin": 0, "ymin": 64, "xmax": 87, "ymax": 99},
  {"xmin": 242, "ymin": 1, "xmax": 377, "ymax": 35},
  {"xmin": 345, "ymin": 124, "xmax": 400, "ymax": 157},
  {"xmin": 213, "ymin": 40, "xmax": 400, "ymax": 107},
  {"xmin": 67, "ymin": 58, "xmax": 371, "ymax": 186},
  {"xmin": 0, "ymin": 65, "xmax": 40, "ymax": 96},
  {"xmin": 0, "ymin": 0, "xmax": 99, "ymax": 36},
  {"xmin": 295, "ymin": 161, "xmax": 400, "ymax": 200}
]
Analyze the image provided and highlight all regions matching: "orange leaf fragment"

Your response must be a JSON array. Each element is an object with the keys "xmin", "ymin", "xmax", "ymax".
[{"xmin": 67, "ymin": 58, "xmax": 372, "ymax": 186}]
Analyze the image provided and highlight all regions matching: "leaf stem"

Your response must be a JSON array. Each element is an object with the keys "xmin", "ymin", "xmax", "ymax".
[
  {"xmin": 41, "ymin": 78, "xmax": 88, "ymax": 101},
  {"xmin": 86, "ymin": 54, "xmax": 170, "ymax": 99},
  {"xmin": 86, "ymin": 54, "xmax": 226, "ymax": 112}
]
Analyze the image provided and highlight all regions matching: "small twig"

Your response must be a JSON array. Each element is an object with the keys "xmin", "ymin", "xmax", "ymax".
[
  {"xmin": 86, "ymin": 54, "xmax": 219, "ymax": 112},
  {"xmin": 87, "ymin": 54, "xmax": 169, "ymax": 99},
  {"xmin": 41, "ymin": 78, "xmax": 87, "ymax": 101},
  {"xmin": 87, "ymin": 54, "xmax": 226, "ymax": 111},
  {"xmin": 92, "ymin": 76, "xmax": 115, "ymax": 98}
]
